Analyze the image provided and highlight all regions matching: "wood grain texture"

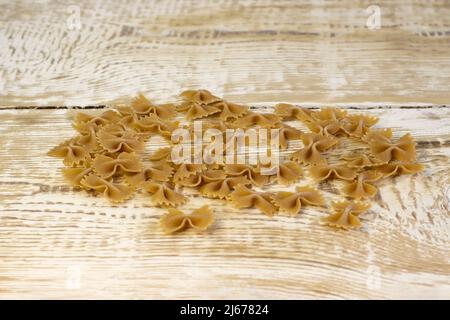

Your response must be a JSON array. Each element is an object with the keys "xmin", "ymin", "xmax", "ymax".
[
  {"xmin": 1, "ymin": 0, "xmax": 450, "ymax": 106},
  {"xmin": 0, "ymin": 106, "xmax": 449, "ymax": 299},
  {"xmin": 0, "ymin": 0, "xmax": 449, "ymax": 299}
]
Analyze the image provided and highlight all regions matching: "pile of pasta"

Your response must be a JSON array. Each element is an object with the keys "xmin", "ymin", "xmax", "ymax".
[{"xmin": 48, "ymin": 90, "xmax": 423, "ymax": 233}]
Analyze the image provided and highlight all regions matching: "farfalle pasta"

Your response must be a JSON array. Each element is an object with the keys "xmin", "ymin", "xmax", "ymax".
[
  {"xmin": 369, "ymin": 133, "xmax": 417, "ymax": 163},
  {"xmin": 274, "ymin": 103, "xmax": 314, "ymax": 123},
  {"xmin": 80, "ymin": 173, "xmax": 134, "ymax": 203},
  {"xmin": 230, "ymin": 184, "xmax": 277, "ymax": 216},
  {"xmin": 225, "ymin": 164, "xmax": 269, "ymax": 187},
  {"xmin": 341, "ymin": 170, "xmax": 384, "ymax": 200},
  {"xmin": 160, "ymin": 205, "xmax": 214, "ymax": 234},
  {"xmin": 143, "ymin": 181, "xmax": 187, "ymax": 207},
  {"xmin": 92, "ymin": 152, "xmax": 141, "ymax": 179},
  {"xmin": 309, "ymin": 164, "xmax": 357, "ymax": 181},
  {"xmin": 289, "ymin": 133, "xmax": 338, "ymax": 164},
  {"xmin": 97, "ymin": 124, "xmax": 145, "ymax": 153},
  {"xmin": 321, "ymin": 200, "xmax": 371, "ymax": 229},
  {"xmin": 47, "ymin": 138, "xmax": 90, "ymax": 166},
  {"xmin": 271, "ymin": 186, "xmax": 324, "ymax": 216},
  {"xmin": 49, "ymin": 90, "xmax": 424, "ymax": 233},
  {"xmin": 233, "ymin": 112, "xmax": 281, "ymax": 128}
]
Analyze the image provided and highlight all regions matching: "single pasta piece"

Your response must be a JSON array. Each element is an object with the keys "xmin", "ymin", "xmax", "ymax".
[
  {"xmin": 341, "ymin": 153, "xmax": 385, "ymax": 168},
  {"xmin": 233, "ymin": 112, "xmax": 281, "ymax": 128},
  {"xmin": 80, "ymin": 173, "xmax": 134, "ymax": 203},
  {"xmin": 224, "ymin": 164, "xmax": 270, "ymax": 186},
  {"xmin": 148, "ymin": 147, "xmax": 172, "ymax": 161},
  {"xmin": 289, "ymin": 133, "xmax": 338, "ymax": 164},
  {"xmin": 133, "ymin": 114, "xmax": 179, "ymax": 138},
  {"xmin": 173, "ymin": 163, "xmax": 206, "ymax": 182},
  {"xmin": 47, "ymin": 138, "xmax": 90, "ymax": 166},
  {"xmin": 274, "ymin": 123, "xmax": 303, "ymax": 149},
  {"xmin": 369, "ymin": 133, "xmax": 417, "ymax": 163},
  {"xmin": 178, "ymin": 90, "xmax": 222, "ymax": 120},
  {"xmin": 97, "ymin": 124, "xmax": 145, "ymax": 153},
  {"xmin": 75, "ymin": 123, "xmax": 99, "ymax": 152},
  {"xmin": 61, "ymin": 165, "xmax": 93, "ymax": 188},
  {"xmin": 176, "ymin": 169, "xmax": 226, "ymax": 188},
  {"xmin": 200, "ymin": 176, "xmax": 251, "ymax": 199},
  {"xmin": 130, "ymin": 94, "xmax": 176, "ymax": 119},
  {"xmin": 321, "ymin": 200, "xmax": 371, "ymax": 229},
  {"xmin": 92, "ymin": 152, "xmax": 142, "ymax": 179},
  {"xmin": 209, "ymin": 100, "xmax": 249, "ymax": 121},
  {"xmin": 311, "ymin": 107, "xmax": 347, "ymax": 122},
  {"xmin": 124, "ymin": 160, "xmax": 173, "ymax": 187},
  {"xmin": 375, "ymin": 162, "xmax": 424, "ymax": 178},
  {"xmin": 274, "ymin": 103, "xmax": 314, "ymax": 123},
  {"xmin": 142, "ymin": 181, "xmax": 187, "ymax": 207},
  {"xmin": 309, "ymin": 164, "xmax": 358, "ymax": 181},
  {"xmin": 271, "ymin": 186, "xmax": 324, "ymax": 216},
  {"xmin": 180, "ymin": 89, "xmax": 222, "ymax": 105},
  {"xmin": 229, "ymin": 184, "xmax": 277, "ymax": 216},
  {"xmin": 160, "ymin": 205, "xmax": 215, "ymax": 234},
  {"xmin": 342, "ymin": 114, "xmax": 378, "ymax": 138},
  {"xmin": 116, "ymin": 106, "xmax": 141, "ymax": 127},
  {"xmin": 362, "ymin": 128, "xmax": 393, "ymax": 143},
  {"xmin": 341, "ymin": 170, "xmax": 384, "ymax": 200},
  {"xmin": 72, "ymin": 110, "xmax": 120, "ymax": 129},
  {"xmin": 304, "ymin": 119, "xmax": 345, "ymax": 137},
  {"xmin": 260, "ymin": 161, "xmax": 303, "ymax": 185}
]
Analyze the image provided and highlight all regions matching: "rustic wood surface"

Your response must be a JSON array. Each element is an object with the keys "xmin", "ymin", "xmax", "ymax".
[{"xmin": 0, "ymin": 0, "xmax": 449, "ymax": 299}]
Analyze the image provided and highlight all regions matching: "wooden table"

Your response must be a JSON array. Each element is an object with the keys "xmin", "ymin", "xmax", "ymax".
[{"xmin": 0, "ymin": 0, "xmax": 449, "ymax": 299}]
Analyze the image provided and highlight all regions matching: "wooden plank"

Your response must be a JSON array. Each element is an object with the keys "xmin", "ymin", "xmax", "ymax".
[
  {"xmin": 1, "ymin": 0, "xmax": 450, "ymax": 106},
  {"xmin": 0, "ymin": 106, "xmax": 448, "ymax": 299}
]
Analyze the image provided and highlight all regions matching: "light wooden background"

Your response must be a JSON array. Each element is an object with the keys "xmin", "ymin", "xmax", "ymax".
[{"xmin": 0, "ymin": 0, "xmax": 449, "ymax": 299}]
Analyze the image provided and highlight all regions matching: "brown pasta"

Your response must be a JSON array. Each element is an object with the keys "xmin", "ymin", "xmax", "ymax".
[
  {"xmin": 92, "ymin": 152, "xmax": 141, "ymax": 179},
  {"xmin": 311, "ymin": 107, "xmax": 347, "ymax": 122},
  {"xmin": 173, "ymin": 164, "xmax": 206, "ymax": 182},
  {"xmin": 142, "ymin": 181, "xmax": 187, "ymax": 207},
  {"xmin": 130, "ymin": 94, "xmax": 176, "ymax": 119},
  {"xmin": 341, "ymin": 153, "xmax": 384, "ymax": 169},
  {"xmin": 305, "ymin": 119, "xmax": 345, "ymax": 137},
  {"xmin": 289, "ymin": 133, "xmax": 338, "ymax": 164},
  {"xmin": 233, "ymin": 112, "xmax": 281, "ymax": 128},
  {"xmin": 49, "ymin": 89, "xmax": 424, "ymax": 233},
  {"xmin": 225, "ymin": 164, "xmax": 270, "ymax": 187},
  {"xmin": 274, "ymin": 103, "xmax": 314, "ymax": 123},
  {"xmin": 125, "ymin": 160, "xmax": 173, "ymax": 187},
  {"xmin": 209, "ymin": 100, "xmax": 249, "ymax": 121},
  {"xmin": 47, "ymin": 138, "xmax": 90, "ymax": 166},
  {"xmin": 175, "ymin": 169, "xmax": 226, "ymax": 188},
  {"xmin": 133, "ymin": 114, "xmax": 179, "ymax": 138},
  {"xmin": 262, "ymin": 161, "xmax": 303, "ymax": 185},
  {"xmin": 341, "ymin": 170, "xmax": 384, "ymax": 200},
  {"xmin": 274, "ymin": 123, "xmax": 303, "ymax": 149},
  {"xmin": 321, "ymin": 200, "xmax": 371, "ymax": 229},
  {"xmin": 369, "ymin": 133, "xmax": 417, "ymax": 163},
  {"xmin": 230, "ymin": 184, "xmax": 277, "ymax": 216},
  {"xmin": 148, "ymin": 147, "xmax": 172, "ymax": 161},
  {"xmin": 160, "ymin": 205, "xmax": 214, "ymax": 234},
  {"xmin": 97, "ymin": 124, "xmax": 145, "ymax": 153},
  {"xmin": 200, "ymin": 176, "xmax": 251, "ymax": 199},
  {"xmin": 342, "ymin": 114, "xmax": 378, "ymax": 138},
  {"xmin": 375, "ymin": 162, "xmax": 424, "ymax": 178},
  {"xmin": 271, "ymin": 186, "xmax": 324, "ymax": 216},
  {"xmin": 80, "ymin": 173, "xmax": 134, "ymax": 203},
  {"xmin": 61, "ymin": 165, "xmax": 93, "ymax": 188},
  {"xmin": 309, "ymin": 164, "xmax": 357, "ymax": 181},
  {"xmin": 72, "ymin": 110, "xmax": 120, "ymax": 129},
  {"xmin": 180, "ymin": 89, "xmax": 222, "ymax": 105}
]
